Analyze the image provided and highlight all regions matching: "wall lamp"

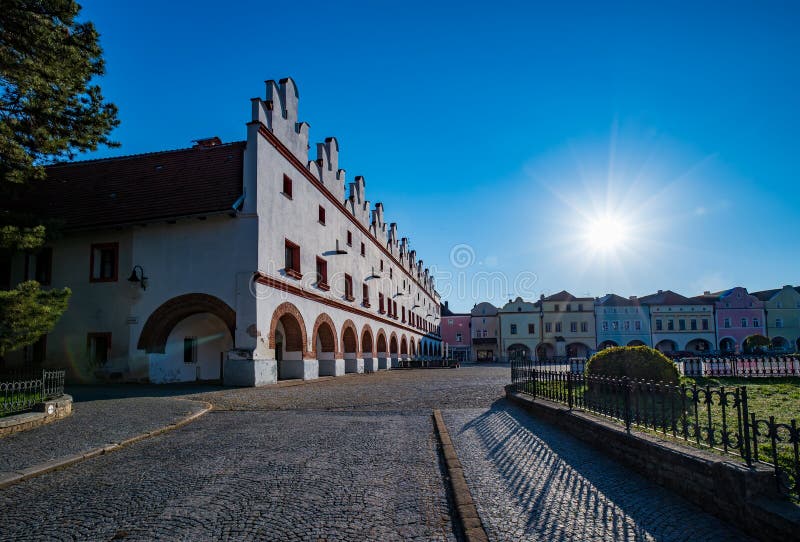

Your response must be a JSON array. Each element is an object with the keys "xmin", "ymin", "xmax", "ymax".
[{"xmin": 127, "ymin": 265, "xmax": 148, "ymax": 290}]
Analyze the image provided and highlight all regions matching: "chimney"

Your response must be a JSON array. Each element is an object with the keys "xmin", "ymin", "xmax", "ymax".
[
  {"xmin": 193, "ymin": 136, "xmax": 222, "ymax": 148},
  {"xmin": 445, "ymin": 301, "xmax": 449, "ymax": 309},
  {"xmin": 704, "ymin": 291, "xmax": 711, "ymax": 295},
  {"xmin": 658, "ymin": 290, "xmax": 663, "ymax": 294},
  {"xmin": 629, "ymin": 295, "xmax": 637, "ymax": 300}
]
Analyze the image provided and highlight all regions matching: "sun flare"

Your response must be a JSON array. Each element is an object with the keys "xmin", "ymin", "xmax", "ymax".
[{"xmin": 583, "ymin": 215, "xmax": 630, "ymax": 253}]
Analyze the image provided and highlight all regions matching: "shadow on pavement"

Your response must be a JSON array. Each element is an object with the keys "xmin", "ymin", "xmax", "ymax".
[
  {"xmin": 455, "ymin": 399, "xmax": 750, "ymax": 541},
  {"xmin": 67, "ymin": 383, "xmax": 225, "ymax": 403}
]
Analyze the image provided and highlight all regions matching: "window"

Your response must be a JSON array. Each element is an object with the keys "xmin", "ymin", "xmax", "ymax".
[
  {"xmin": 566, "ymin": 304, "xmax": 572, "ymax": 312},
  {"xmin": 510, "ymin": 324, "xmax": 517, "ymax": 334},
  {"xmin": 580, "ymin": 322, "xmax": 587, "ymax": 333},
  {"xmin": 344, "ymin": 274, "xmax": 354, "ymax": 301},
  {"xmin": 380, "ymin": 260, "xmax": 384, "ymax": 271},
  {"xmin": 702, "ymin": 319, "xmax": 709, "ymax": 330},
  {"xmin": 318, "ymin": 206, "xmax": 326, "ymax": 225},
  {"xmin": 528, "ymin": 323, "xmax": 535, "ymax": 334},
  {"xmin": 456, "ymin": 332, "xmax": 462, "ymax": 343},
  {"xmin": 611, "ymin": 321, "xmax": 619, "ymax": 331},
  {"xmin": 690, "ymin": 319, "xmax": 697, "ymax": 331},
  {"xmin": 741, "ymin": 317, "xmax": 748, "ymax": 328},
  {"xmin": 390, "ymin": 268, "xmax": 393, "ymax": 279},
  {"xmin": 602, "ymin": 321, "xmax": 609, "ymax": 331},
  {"xmin": 393, "ymin": 300, "xmax": 398, "ymax": 317},
  {"xmin": 347, "ymin": 230, "xmax": 353, "ymax": 246},
  {"xmin": 623, "ymin": 321, "xmax": 630, "ymax": 331},
  {"xmin": 362, "ymin": 283, "xmax": 370, "ymax": 307},
  {"xmin": 667, "ymin": 319, "xmax": 674, "ymax": 331},
  {"xmin": 555, "ymin": 322, "xmax": 562, "ymax": 333},
  {"xmin": 753, "ymin": 318, "xmax": 760, "ymax": 327},
  {"xmin": 90, "ymin": 243, "xmax": 118, "ymax": 282},
  {"xmin": 634, "ymin": 321, "xmax": 642, "ymax": 331},
  {"xmin": 578, "ymin": 304, "xmax": 584, "ymax": 312},
  {"xmin": 776, "ymin": 318, "xmax": 784, "ymax": 328},
  {"xmin": 0, "ymin": 252, "xmax": 10, "ymax": 289},
  {"xmin": 402, "ymin": 306, "xmax": 406, "ymax": 322},
  {"xmin": 26, "ymin": 247, "xmax": 53, "ymax": 285},
  {"xmin": 24, "ymin": 335, "xmax": 47, "ymax": 366},
  {"xmin": 545, "ymin": 322, "xmax": 552, "ymax": 333},
  {"xmin": 570, "ymin": 322, "xmax": 577, "ymax": 333},
  {"xmin": 87, "ymin": 333, "xmax": 111, "ymax": 366},
  {"xmin": 679, "ymin": 319, "xmax": 686, "ymax": 331},
  {"xmin": 183, "ymin": 337, "xmax": 198, "ymax": 364},
  {"xmin": 724, "ymin": 318, "xmax": 731, "ymax": 328},
  {"xmin": 554, "ymin": 304, "xmax": 560, "ymax": 312},
  {"xmin": 360, "ymin": 242, "xmax": 365, "ymax": 257},
  {"xmin": 284, "ymin": 239, "xmax": 301, "ymax": 279},
  {"xmin": 282, "ymin": 174, "xmax": 292, "ymax": 198},
  {"xmin": 656, "ymin": 319, "xmax": 663, "ymax": 331},
  {"xmin": 315, "ymin": 257, "xmax": 329, "ymax": 290}
]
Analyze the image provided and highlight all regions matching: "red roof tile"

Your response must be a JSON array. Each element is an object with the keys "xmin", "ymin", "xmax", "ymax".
[{"xmin": 5, "ymin": 142, "xmax": 245, "ymax": 230}]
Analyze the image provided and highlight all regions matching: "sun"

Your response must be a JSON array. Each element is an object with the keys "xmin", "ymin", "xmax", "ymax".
[{"xmin": 583, "ymin": 215, "xmax": 630, "ymax": 253}]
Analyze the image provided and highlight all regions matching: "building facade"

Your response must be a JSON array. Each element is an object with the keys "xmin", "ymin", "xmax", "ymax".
[
  {"xmin": 535, "ymin": 291, "xmax": 596, "ymax": 359},
  {"xmin": 694, "ymin": 287, "xmax": 766, "ymax": 353},
  {"xmin": 470, "ymin": 302, "xmax": 499, "ymax": 362},
  {"xmin": 498, "ymin": 297, "xmax": 538, "ymax": 361},
  {"xmin": 594, "ymin": 294, "xmax": 652, "ymax": 348},
  {"xmin": 639, "ymin": 290, "xmax": 714, "ymax": 353},
  {"xmin": 753, "ymin": 285, "xmax": 800, "ymax": 352},
  {"xmin": 440, "ymin": 302, "xmax": 471, "ymax": 361},
  {"xmin": 3, "ymin": 77, "xmax": 442, "ymax": 384}
]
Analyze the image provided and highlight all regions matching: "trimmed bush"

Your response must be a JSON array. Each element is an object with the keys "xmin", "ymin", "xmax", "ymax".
[{"xmin": 586, "ymin": 346, "xmax": 679, "ymax": 384}]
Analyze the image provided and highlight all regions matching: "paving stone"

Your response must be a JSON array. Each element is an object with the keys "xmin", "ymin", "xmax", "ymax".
[{"xmin": 443, "ymin": 404, "xmax": 755, "ymax": 542}]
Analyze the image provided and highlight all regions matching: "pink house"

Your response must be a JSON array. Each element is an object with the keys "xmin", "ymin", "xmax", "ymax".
[
  {"xmin": 695, "ymin": 287, "xmax": 766, "ymax": 353},
  {"xmin": 440, "ymin": 302, "xmax": 471, "ymax": 362}
]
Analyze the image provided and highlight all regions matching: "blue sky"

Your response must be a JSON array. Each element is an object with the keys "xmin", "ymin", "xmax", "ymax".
[{"xmin": 79, "ymin": 0, "xmax": 799, "ymax": 312}]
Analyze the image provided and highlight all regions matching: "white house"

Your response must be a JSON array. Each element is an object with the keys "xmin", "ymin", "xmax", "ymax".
[{"xmin": 3, "ymin": 77, "xmax": 442, "ymax": 385}]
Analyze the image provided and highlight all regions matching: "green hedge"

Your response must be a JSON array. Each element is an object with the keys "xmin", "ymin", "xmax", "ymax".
[{"xmin": 586, "ymin": 346, "xmax": 679, "ymax": 384}]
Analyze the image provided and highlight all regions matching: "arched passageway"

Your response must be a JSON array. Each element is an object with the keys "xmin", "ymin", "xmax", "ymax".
[{"xmin": 139, "ymin": 293, "xmax": 236, "ymax": 383}]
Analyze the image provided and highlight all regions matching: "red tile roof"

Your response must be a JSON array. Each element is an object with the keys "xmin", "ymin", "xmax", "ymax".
[
  {"xmin": 639, "ymin": 290, "xmax": 705, "ymax": 305},
  {"xmin": 5, "ymin": 142, "xmax": 245, "ymax": 230}
]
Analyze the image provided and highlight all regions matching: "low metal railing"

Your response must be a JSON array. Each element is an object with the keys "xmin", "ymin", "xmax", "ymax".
[
  {"xmin": 510, "ymin": 361, "xmax": 800, "ymax": 501},
  {"xmin": 0, "ymin": 369, "xmax": 66, "ymax": 417},
  {"xmin": 678, "ymin": 355, "xmax": 800, "ymax": 377}
]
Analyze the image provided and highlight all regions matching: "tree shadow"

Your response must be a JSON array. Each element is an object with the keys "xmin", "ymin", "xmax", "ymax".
[{"xmin": 67, "ymin": 382, "xmax": 225, "ymax": 403}]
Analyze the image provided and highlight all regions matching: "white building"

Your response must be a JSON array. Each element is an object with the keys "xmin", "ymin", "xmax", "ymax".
[{"xmin": 3, "ymin": 77, "xmax": 442, "ymax": 385}]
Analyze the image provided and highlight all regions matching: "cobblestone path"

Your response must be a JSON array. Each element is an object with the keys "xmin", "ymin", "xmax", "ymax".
[
  {"xmin": 0, "ymin": 395, "xmax": 206, "ymax": 474},
  {"xmin": 443, "ymin": 404, "xmax": 753, "ymax": 542},
  {"xmin": 0, "ymin": 410, "xmax": 454, "ymax": 542},
  {"xmin": 0, "ymin": 365, "xmax": 754, "ymax": 541}
]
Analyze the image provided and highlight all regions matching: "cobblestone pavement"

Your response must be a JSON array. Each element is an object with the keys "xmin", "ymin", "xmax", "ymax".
[
  {"xmin": 0, "ymin": 365, "xmax": 754, "ymax": 541},
  {"xmin": 443, "ymin": 404, "xmax": 754, "ymax": 542},
  {"xmin": 0, "ymin": 410, "xmax": 454, "ymax": 542},
  {"xmin": 188, "ymin": 364, "xmax": 509, "ymax": 412},
  {"xmin": 0, "ymin": 392, "xmax": 206, "ymax": 474}
]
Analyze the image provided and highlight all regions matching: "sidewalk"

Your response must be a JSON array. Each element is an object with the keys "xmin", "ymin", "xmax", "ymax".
[{"xmin": 0, "ymin": 386, "xmax": 210, "ymax": 486}]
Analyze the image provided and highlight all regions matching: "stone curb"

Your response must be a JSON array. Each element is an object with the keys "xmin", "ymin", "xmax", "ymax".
[
  {"xmin": 432, "ymin": 409, "xmax": 489, "ymax": 542},
  {"xmin": 0, "ymin": 399, "xmax": 212, "ymax": 490}
]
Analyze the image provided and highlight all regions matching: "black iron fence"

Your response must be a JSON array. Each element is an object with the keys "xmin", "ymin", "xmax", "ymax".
[
  {"xmin": 0, "ymin": 369, "xmax": 66, "ymax": 417},
  {"xmin": 510, "ymin": 360, "xmax": 800, "ymax": 501},
  {"xmin": 678, "ymin": 355, "xmax": 800, "ymax": 377}
]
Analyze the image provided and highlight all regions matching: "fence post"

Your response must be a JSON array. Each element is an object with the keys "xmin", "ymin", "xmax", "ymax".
[
  {"xmin": 741, "ymin": 386, "xmax": 753, "ymax": 467},
  {"xmin": 567, "ymin": 372, "xmax": 573, "ymax": 410},
  {"xmin": 623, "ymin": 376, "xmax": 632, "ymax": 434}
]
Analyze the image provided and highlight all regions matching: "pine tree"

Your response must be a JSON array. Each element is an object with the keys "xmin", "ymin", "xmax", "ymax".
[{"xmin": 0, "ymin": 0, "xmax": 119, "ymax": 356}]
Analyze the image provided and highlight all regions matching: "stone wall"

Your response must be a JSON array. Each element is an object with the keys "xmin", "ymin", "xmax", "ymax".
[
  {"xmin": 505, "ymin": 386, "xmax": 800, "ymax": 542},
  {"xmin": 0, "ymin": 395, "xmax": 73, "ymax": 438}
]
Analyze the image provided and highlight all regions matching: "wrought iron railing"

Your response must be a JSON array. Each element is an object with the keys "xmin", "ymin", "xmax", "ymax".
[
  {"xmin": 510, "ymin": 360, "xmax": 800, "ymax": 500},
  {"xmin": 0, "ymin": 369, "xmax": 66, "ymax": 417},
  {"xmin": 678, "ymin": 355, "xmax": 800, "ymax": 377}
]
